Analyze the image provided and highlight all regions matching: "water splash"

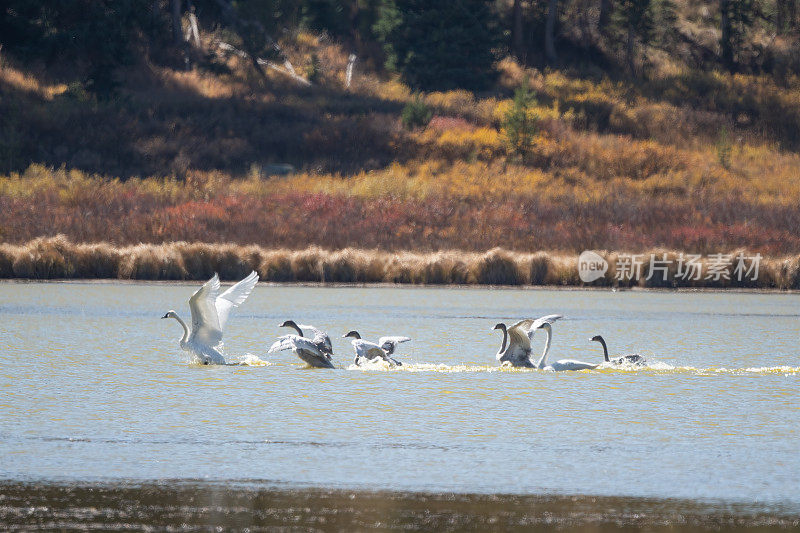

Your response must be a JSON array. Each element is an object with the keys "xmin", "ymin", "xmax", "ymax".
[
  {"xmin": 345, "ymin": 361, "xmax": 800, "ymax": 375},
  {"xmin": 236, "ymin": 353, "xmax": 271, "ymax": 366}
]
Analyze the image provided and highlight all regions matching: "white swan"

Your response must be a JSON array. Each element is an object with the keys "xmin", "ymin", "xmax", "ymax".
[
  {"xmin": 162, "ymin": 271, "xmax": 259, "ymax": 364},
  {"xmin": 535, "ymin": 323, "xmax": 598, "ymax": 371},
  {"xmin": 591, "ymin": 335, "xmax": 646, "ymax": 365},
  {"xmin": 493, "ymin": 314, "xmax": 597, "ymax": 371},
  {"xmin": 269, "ymin": 320, "xmax": 335, "ymax": 368},
  {"xmin": 343, "ymin": 330, "xmax": 410, "ymax": 367}
]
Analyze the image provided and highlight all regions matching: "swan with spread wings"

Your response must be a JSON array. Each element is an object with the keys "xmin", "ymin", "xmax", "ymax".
[
  {"xmin": 162, "ymin": 271, "xmax": 259, "ymax": 364},
  {"xmin": 268, "ymin": 320, "xmax": 336, "ymax": 368}
]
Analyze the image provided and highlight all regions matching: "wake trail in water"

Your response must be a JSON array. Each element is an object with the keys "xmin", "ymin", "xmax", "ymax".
[
  {"xmin": 347, "ymin": 361, "xmax": 800, "ymax": 375},
  {"xmin": 183, "ymin": 352, "xmax": 271, "ymax": 366}
]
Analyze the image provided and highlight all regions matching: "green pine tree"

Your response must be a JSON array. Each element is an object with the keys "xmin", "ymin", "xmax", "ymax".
[
  {"xmin": 613, "ymin": 0, "xmax": 654, "ymax": 74},
  {"xmin": 373, "ymin": 0, "xmax": 501, "ymax": 91}
]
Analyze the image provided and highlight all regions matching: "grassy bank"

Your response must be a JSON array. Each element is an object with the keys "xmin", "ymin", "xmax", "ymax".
[{"xmin": 2, "ymin": 236, "xmax": 799, "ymax": 289}]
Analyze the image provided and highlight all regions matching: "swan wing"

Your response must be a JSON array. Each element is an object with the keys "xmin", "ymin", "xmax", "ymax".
[
  {"xmin": 529, "ymin": 314, "xmax": 562, "ymax": 331},
  {"xmin": 298, "ymin": 324, "xmax": 333, "ymax": 354},
  {"xmin": 352, "ymin": 339, "xmax": 387, "ymax": 360},
  {"xmin": 215, "ymin": 271, "xmax": 259, "ymax": 331},
  {"xmin": 378, "ymin": 336, "xmax": 411, "ymax": 351},
  {"xmin": 270, "ymin": 335, "xmax": 333, "ymax": 368},
  {"xmin": 506, "ymin": 321, "xmax": 534, "ymax": 351},
  {"xmin": 188, "ymin": 274, "xmax": 223, "ymax": 346},
  {"xmin": 508, "ymin": 314, "xmax": 563, "ymax": 344},
  {"xmin": 268, "ymin": 334, "xmax": 323, "ymax": 356}
]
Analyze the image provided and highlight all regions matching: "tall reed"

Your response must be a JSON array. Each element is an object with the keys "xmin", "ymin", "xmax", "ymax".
[{"xmin": 2, "ymin": 236, "xmax": 798, "ymax": 289}]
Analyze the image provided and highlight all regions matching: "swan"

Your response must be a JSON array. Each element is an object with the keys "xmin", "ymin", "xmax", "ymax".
[
  {"xmin": 493, "ymin": 314, "xmax": 597, "ymax": 371},
  {"xmin": 591, "ymin": 335, "xmax": 646, "ymax": 365},
  {"xmin": 162, "ymin": 271, "xmax": 259, "ymax": 364},
  {"xmin": 279, "ymin": 320, "xmax": 334, "ymax": 357},
  {"xmin": 269, "ymin": 320, "xmax": 335, "ymax": 368},
  {"xmin": 343, "ymin": 331, "xmax": 410, "ymax": 367}
]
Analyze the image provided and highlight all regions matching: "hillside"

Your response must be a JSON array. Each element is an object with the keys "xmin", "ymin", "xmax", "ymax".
[{"xmin": 2, "ymin": 2, "xmax": 800, "ymax": 286}]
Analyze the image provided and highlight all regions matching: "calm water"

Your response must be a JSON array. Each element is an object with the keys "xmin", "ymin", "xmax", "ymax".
[{"xmin": 1, "ymin": 283, "xmax": 799, "ymax": 514}]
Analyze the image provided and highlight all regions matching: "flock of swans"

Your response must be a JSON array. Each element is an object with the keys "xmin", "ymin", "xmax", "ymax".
[{"xmin": 162, "ymin": 272, "xmax": 646, "ymax": 370}]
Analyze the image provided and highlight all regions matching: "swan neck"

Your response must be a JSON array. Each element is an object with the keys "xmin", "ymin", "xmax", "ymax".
[
  {"xmin": 598, "ymin": 337, "xmax": 609, "ymax": 362},
  {"xmin": 499, "ymin": 325, "xmax": 508, "ymax": 354},
  {"xmin": 535, "ymin": 325, "xmax": 552, "ymax": 369},
  {"xmin": 173, "ymin": 314, "xmax": 190, "ymax": 346}
]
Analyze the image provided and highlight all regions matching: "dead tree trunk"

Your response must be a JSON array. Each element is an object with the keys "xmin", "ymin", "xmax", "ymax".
[{"xmin": 212, "ymin": 0, "xmax": 268, "ymax": 79}]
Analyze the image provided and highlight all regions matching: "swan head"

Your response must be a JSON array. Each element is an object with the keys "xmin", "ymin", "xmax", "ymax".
[
  {"xmin": 162, "ymin": 310, "xmax": 178, "ymax": 319},
  {"xmin": 591, "ymin": 335, "xmax": 604, "ymax": 342},
  {"xmin": 343, "ymin": 330, "xmax": 361, "ymax": 340},
  {"xmin": 492, "ymin": 323, "xmax": 507, "ymax": 333},
  {"xmin": 279, "ymin": 320, "xmax": 297, "ymax": 328}
]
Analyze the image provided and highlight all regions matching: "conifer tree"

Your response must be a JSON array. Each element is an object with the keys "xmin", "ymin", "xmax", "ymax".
[{"xmin": 374, "ymin": 0, "xmax": 501, "ymax": 90}]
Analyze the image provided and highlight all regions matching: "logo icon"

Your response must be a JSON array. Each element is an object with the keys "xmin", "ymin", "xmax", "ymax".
[{"xmin": 578, "ymin": 251, "xmax": 608, "ymax": 283}]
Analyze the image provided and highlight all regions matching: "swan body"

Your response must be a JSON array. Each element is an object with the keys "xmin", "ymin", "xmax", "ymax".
[
  {"xmin": 162, "ymin": 271, "xmax": 259, "ymax": 364},
  {"xmin": 591, "ymin": 335, "xmax": 646, "ymax": 365},
  {"xmin": 269, "ymin": 320, "xmax": 335, "ymax": 368},
  {"xmin": 537, "ymin": 324, "xmax": 598, "ymax": 371},
  {"xmin": 269, "ymin": 335, "xmax": 335, "ymax": 368},
  {"xmin": 343, "ymin": 331, "xmax": 409, "ymax": 367}
]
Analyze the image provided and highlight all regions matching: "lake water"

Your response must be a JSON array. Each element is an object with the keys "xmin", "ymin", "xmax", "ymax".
[{"xmin": 1, "ymin": 282, "xmax": 799, "ymax": 522}]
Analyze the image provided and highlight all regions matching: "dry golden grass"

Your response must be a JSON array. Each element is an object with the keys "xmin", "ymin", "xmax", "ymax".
[{"xmin": 2, "ymin": 236, "xmax": 799, "ymax": 289}]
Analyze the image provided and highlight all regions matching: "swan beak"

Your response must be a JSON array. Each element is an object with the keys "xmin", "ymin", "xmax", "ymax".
[{"xmin": 161, "ymin": 313, "xmax": 168, "ymax": 319}]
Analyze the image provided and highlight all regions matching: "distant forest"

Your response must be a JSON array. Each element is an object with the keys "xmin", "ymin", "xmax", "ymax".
[{"xmin": 3, "ymin": 0, "xmax": 800, "ymax": 96}]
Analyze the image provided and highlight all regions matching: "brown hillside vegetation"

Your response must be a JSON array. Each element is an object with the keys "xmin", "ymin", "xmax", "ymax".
[{"xmin": 2, "ymin": 20, "xmax": 800, "ymax": 273}]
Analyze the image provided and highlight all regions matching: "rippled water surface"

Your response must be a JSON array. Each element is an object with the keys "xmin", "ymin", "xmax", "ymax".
[{"xmin": 1, "ymin": 283, "xmax": 799, "ymax": 512}]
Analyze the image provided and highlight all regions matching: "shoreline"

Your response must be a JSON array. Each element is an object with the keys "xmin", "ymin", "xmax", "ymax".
[
  {"xmin": 1, "ymin": 480, "xmax": 798, "ymax": 530},
  {"xmin": 2, "ymin": 277, "xmax": 800, "ymax": 294}
]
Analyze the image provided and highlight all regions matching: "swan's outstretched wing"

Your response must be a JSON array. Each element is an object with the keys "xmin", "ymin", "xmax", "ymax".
[
  {"xmin": 378, "ymin": 336, "xmax": 411, "ymax": 348},
  {"xmin": 529, "ymin": 314, "xmax": 562, "ymax": 331},
  {"xmin": 268, "ymin": 335, "xmax": 324, "ymax": 355},
  {"xmin": 298, "ymin": 323, "xmax": 333, "ymax": 354},
  {"xmin": 507, "ymin": 321, "xmax": 534, "ymax": 351},
  {"xmin": 378, "ymin": 336, "xmax": 411, "ymax": 355},
  {"xmin": 269, "ymin": 334, "xmax": 334, "ymax": 368},
  {"xmin": 352, "ymin": 339, "xmax": 387, "ymax": 360},
  {"xmin": 188, "ymin": 274, "xmax": 223, "ymax": 346},
  {"xmin": 215, "ymin": 271, "xmax": 259, "ymax": 331},
  {"xmin": 508, "ymin": 314, "xmax": 563, "ymax": 343}
]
